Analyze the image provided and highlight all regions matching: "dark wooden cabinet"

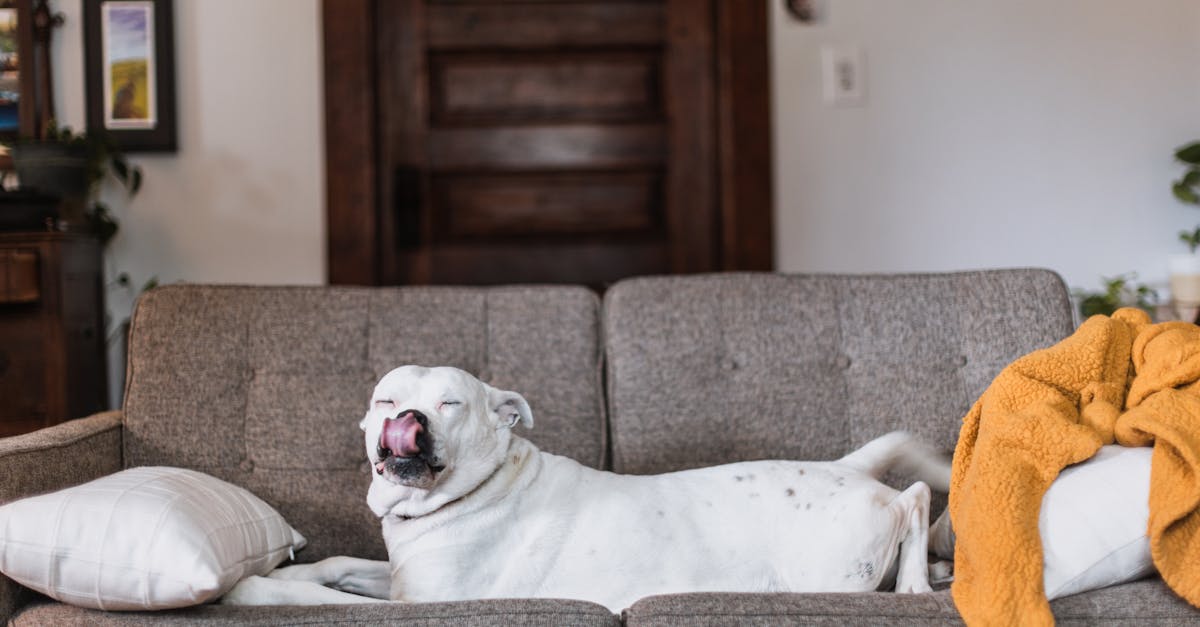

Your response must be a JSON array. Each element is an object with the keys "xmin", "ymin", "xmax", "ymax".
[{"xmin": 0, "ymin": 232, "xmax": 107, "ymax": 436}]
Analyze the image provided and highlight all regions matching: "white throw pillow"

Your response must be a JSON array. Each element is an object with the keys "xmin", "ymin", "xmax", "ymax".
[
  {"xmin": 1041, "ymin": 445, "xmax": 1155, "ymax": 599},
  {"xmin": 0, "ymin": 466, "xmax": 306, "ymax": 610}
]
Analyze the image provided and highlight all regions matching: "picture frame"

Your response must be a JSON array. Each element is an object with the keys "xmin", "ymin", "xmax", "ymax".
[
  {"xmin": 0, "ymin": 0, "xmax": 34, "ymax": 141},
  {"xmin": 83, "ymin": 0, "xmax": 175, "ymax": 152}
]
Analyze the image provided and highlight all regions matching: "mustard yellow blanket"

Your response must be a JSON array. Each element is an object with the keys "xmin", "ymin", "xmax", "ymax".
[{"xmin": 950, "ymin": 308, "xmax": 1200, "ymax": 626}]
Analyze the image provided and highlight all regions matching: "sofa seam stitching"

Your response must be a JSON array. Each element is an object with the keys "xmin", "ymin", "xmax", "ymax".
[{"xmin": 0, "ymin": 421, "xmax": 123, "ymax": 459}]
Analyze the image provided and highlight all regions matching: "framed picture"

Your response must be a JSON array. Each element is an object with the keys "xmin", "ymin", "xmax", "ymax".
[
  {"xmin": 83, "ymin": 0, "xmax": 175, "ymax": 152},
  {"xmin": 0, "ymin": 0, "xmax": 37, "ymax": 141}
]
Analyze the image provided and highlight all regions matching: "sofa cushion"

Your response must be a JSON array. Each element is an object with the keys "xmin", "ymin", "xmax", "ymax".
[
  {"xmin": 11, "ymin": 597, "xmax": 619, "ymax": 626},
  {"xmin": 624, "ymin": 590, "xmax": 961, "ymax": 625},
  {"xmin": 603, "ymin": 270, "xmax": 1074, "ymax": 474},
  {"xmin": 122, "ymin": 285, "xmax": 603, "ymax": 562},
  {"xmin": 622, "ymin": 579, "xmax": 1197, "ymax": 626}
]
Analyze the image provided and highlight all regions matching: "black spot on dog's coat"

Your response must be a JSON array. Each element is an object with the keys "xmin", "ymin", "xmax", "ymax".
[{"xmin": 847, "ymin": 561, "xmax": 876, "ymax": 581}]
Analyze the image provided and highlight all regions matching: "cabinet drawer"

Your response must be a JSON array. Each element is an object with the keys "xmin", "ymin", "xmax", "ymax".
[{"xmin": 0, "ymin": 248, "xmax": 39, "ymax": 304}]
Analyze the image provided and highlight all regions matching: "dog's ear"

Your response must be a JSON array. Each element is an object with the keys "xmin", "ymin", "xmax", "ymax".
[{"xmin": 484, "ymin": 383, "xmax": 534, "ymax": 429}]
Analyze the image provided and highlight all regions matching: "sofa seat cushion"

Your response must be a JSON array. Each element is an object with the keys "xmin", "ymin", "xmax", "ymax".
[
  {"xmin": 622, "ymin": 579, "xmax": 1198, "ymax": 626},
  {"xmin": 11, "ymin": 597, "xmax": 619, "ymax": 626},
  {"xmin": 624, "ymin": 589, "xmax": 961, "ymax": 626}
]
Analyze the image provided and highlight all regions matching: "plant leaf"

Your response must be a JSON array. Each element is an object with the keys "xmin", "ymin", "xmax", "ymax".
[
  {"xmin": 1080, "ymin": 294, "xmax": 1116, "ymax": 318},
  {"xmin": 1178, "ymin": 142, "xmax": 1200, "ymax": 164},
  {"xmin": 1175, "ymin": 182, "xmax": 1200, "ymax": 204},
  {"xmin": 111, "ymin": 157, "xmax": 127, "ymax": 180}
]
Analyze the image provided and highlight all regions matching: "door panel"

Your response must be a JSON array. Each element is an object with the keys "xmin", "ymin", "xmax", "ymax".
[
  {"xmin": 429, "ymin": 241, "xmax": 667, "ymax": 286},
  {"xmin": 324, "ymin": 0, "xmax": 772, "ymax": 286},
  {"xmin": 427, "ymin": 125, "xmax": 666, "ymax": 171},
  {"xmin": 426, "ymin": 3, "xmax": 665, "ymax": 50},
  {"xmin": 430, "ymin": 53, "xmax": 661, "ymax": 124},
  {"xmin": 377, "ymin": 0, "xmax": 701, "ymax": 286},
  {"xmin": 432, "ymin": 172, "xmax": 661, "ymax": 239}
]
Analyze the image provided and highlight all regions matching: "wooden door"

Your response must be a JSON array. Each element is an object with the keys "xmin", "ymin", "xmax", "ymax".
[{"xmin": 325, "ymin": 0, "xmax": 772, "ymax": 286}]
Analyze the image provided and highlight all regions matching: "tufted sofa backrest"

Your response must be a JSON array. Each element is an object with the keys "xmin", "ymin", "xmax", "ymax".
[
  {"xmin": 122, "ymin": 285, "xmax": 604, "ymax": 561},
  {"xmin": 602, "ymin": 270, "xmax": 1075, "ymax": 474}
]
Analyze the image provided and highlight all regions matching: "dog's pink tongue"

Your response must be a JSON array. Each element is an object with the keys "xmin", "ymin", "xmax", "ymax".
[{"xmin": 381, "ymin": 412, "xmax": 423, "ymax": 457}]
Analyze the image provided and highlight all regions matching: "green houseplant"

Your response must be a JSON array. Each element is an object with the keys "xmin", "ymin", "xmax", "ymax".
[
  {"xmin": 10, "ymin": 121, "xmax": 142, "ymax": 243},
  {"xmin": 1171, "ymin": 141, "xmax": 1200, "ymax": 320},
  {"xmin": 1073, "ymin": 273, "xmax": 1157, "ymax": 320},
  {"xmin": 1174, "ymin": 141, "xmax": 1200, "ymax": 247}
]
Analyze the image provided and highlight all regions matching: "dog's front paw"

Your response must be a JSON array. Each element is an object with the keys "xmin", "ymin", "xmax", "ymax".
[
  {"xmin": 268, "ymin": 563, "xmax": 322, "ymax": 582},
  {"xmin": 220, "ymin": 575, "xmax": 277, "ymax": 605}
]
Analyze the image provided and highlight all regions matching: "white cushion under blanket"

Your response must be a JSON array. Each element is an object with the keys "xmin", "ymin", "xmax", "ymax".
[
  {"xmin": 0, "ymin": 466, "xmax": 306, "ymax": 610},
  {"xmin": 1041, "ymin": 445, "xmax": 1155, "ymax": 599}
]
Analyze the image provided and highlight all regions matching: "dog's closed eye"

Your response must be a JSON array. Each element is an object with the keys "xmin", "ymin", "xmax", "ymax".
[
  {"xmin": 438, "ymin": 400, "xmax": 461, "ymax": 412},
  {"xmin": 375, "ymin": 400, "xmax": 395, "ymax": 407}
]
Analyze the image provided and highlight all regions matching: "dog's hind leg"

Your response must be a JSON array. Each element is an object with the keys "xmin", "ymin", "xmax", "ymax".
[
  {"xmin": 891, "ymin": 481, "xmax": 933, "ymax": 594},
  {"xmin": 929, "ymin": 506, "xmax": 955, "ymax": 560},
  {"xmin": 269, "ymin": 556, "xmax": 392, "ymax": 599}
]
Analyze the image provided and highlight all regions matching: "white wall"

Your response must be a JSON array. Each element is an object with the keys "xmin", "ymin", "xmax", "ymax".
[
  {"xmin": 770, "ymin": 0, "xmax": 1200, "ymax": 295},
  {"xmin": 49, "ymin": 0, "xmax": 324, "ymax": 405},
  {"xmin": 51, "ymin": 0, "xmax": 325, "ymax": 304}
]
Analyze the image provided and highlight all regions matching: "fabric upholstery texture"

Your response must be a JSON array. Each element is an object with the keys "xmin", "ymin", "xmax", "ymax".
[
  {"xmin": 11, "ymin": 597, "xmax": 619, "ymax": 626},
  {"xmin": 603, "ymin": 270, "xmax": 1074, "ymax": 474},
  {"xmin": 0, "ymin": 411, "xmax": 124, "ymax": 503},
  {"xmin": 121, "ymin": 285, "xmax": 603, "ymax": 562},
  {"xmin": 622, "ymin": 579, "xmax": 1199, "ymax": 626}
]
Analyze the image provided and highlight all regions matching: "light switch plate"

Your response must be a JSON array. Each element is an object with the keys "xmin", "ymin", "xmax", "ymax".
[{"xmin": 821, "ymin": 45, "xmax": 866, "ymax": 107}]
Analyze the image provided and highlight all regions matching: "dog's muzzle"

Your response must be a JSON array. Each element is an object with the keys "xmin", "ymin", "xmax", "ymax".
[
  {"xmin": 376, "ymin": 410, "xmax": 444, "ymax": 483},
  {"xmin": 381, "ymin": 410, "xmax": 426, "ymax": 458}
]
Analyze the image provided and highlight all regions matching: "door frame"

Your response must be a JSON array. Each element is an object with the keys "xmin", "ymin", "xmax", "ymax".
[{"xmin": 323, "ymin": 0, "xmax": 773, "ymax": 285}]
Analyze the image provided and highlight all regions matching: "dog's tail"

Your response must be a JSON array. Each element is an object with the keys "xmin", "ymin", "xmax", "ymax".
[{"xmin": 838, "ymin": 431, "xmax": 952, "ymax": 493}]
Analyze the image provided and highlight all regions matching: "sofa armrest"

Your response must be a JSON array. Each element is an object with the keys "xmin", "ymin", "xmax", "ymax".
[{"xmin": 0, "ymin": 410, "xmax": 124, "ymax": 622}]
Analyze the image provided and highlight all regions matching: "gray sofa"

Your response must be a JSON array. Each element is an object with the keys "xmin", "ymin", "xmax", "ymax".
[{"xmin": 2, "ymin": 269, "xmax": 1197, "ymax": 625}]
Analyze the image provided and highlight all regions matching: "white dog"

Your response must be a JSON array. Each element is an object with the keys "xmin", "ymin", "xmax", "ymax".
[{"xmin": 223, "ymin": 366, "xmax": 953, "ymax": 611}]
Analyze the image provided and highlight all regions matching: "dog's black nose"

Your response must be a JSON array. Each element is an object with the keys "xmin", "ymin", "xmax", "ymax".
[{"xmin": 398, "ymin": 409, "xmax": 429, "ymax": 428}]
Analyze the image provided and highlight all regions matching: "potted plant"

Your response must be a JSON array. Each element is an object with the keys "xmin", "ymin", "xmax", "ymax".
[
  {"xmin": 1073, "ymin": 273, "xmax": 1158, "ymax": 320},
  {"xmin": 9, "ymin": 121, "xmax": 142, "ymax": 240},
  {"xmin": 1171, "ymin": 141, "xmax": 1200, "ymax": 321}
]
